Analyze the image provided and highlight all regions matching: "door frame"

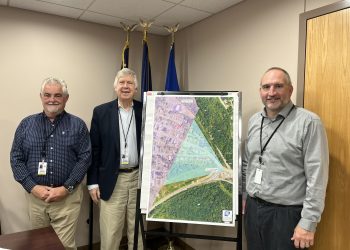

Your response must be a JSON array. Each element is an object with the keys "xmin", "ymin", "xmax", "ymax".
[{"xmin": 297, "ymin": 0, "xmax": 350, "ymax": 106}]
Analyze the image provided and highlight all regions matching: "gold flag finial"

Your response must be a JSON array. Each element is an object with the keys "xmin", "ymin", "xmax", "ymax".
[
  {"xmin": 139, "ymin": 19, "xmax": 154, "ymax": 41},
  {"xmin": 120, "ymin": 22, "xmax": 138, "ymax": 44},
  {"xmin": 163, "ymin": 23, "xmax": 180, "ymax": 44}
]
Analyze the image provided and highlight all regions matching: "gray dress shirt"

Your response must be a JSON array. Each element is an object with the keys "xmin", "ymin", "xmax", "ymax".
[{"xmin": 242, "ymin": 101, "xmax": 329, "ymax": 232}]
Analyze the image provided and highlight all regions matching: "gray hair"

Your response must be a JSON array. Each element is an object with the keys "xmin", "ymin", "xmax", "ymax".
[
  {"xmin": 263, "ymin": 67, "xmax": 292, "ymax": 86},
  {"xmin": 113, "ymin": 68, "xmax": 138, "ymax": 89},
  {"xmin": 41, "ymin": 77, "xmax": 69, "ymax": 96}
]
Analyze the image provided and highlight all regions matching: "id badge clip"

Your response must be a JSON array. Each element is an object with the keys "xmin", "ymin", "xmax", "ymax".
[
  {"xmin": 38, "ymin": 161, "xmax": 47, "ymax": 175},
  {"xmin": 121, "ymin": 149, "xmax": 129, "ymax": 165}
]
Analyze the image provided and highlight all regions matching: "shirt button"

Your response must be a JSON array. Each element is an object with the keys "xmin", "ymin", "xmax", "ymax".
[
  {"xmin": 50, "ymin": 135, "xmax": 54, "ymax": 137},
  {"xmin": 50, "ymin": 160, "xmax": 53, "ymax": 162},
  {"xmin": 50, "ymin": 147, "xmax": 53, "ymax": 150},
  {"xmin": 50, "ymin": 172, "xmax": 53, "ymax": 174}
]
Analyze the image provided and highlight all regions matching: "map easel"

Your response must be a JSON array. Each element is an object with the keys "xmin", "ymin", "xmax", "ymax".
[
  {"xmin": 134, "ymin": 91, "xmax": 242, "ymax": 250},
  {"xmin": 133, "ymin": 189, "xmax": 243, "ymax": 250}
]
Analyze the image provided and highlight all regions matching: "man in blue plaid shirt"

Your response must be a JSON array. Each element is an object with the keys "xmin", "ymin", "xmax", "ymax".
[{"xmin": 10, "ymin": 77, "xmax": 91, "ymax": 250}]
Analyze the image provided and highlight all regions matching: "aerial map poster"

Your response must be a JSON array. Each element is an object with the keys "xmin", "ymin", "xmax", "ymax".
[{"xmin": 140, "ymin": 92, "xmax": 241, "ymax": 227}]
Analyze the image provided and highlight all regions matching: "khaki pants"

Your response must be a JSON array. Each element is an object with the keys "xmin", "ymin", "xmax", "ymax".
[
  {"xmin": 100, "ymin": 170, "xmax": 143, "ymax": 250},
  {"xmin": 27, "ymin": 184, "xmax": 83, "ymax": 250}
]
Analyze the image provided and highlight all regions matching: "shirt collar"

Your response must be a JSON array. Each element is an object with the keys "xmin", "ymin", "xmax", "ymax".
[
  {"xmin": 261, "ymin": 101, "xmax": 294, "ymax": 119},
  {"xmin": 118, "ymin": 99, "xmax": 134, "ymax": 111},
  {"xmin": 42, "ymin": 110, "xmax": 66, "ymax": 122}
]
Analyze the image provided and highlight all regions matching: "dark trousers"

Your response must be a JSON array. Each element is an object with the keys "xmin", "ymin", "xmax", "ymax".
[{"xmin": 245, "ymin": 196, "xmax": 303, "ymax": 250}]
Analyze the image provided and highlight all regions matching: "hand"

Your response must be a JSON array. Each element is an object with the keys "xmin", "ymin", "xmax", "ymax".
[
  {"xmin": 291, "ymin": 225, "xmax": 315, "ymax": 248},
  {"xmin": 89, "ymin": 187, "xmax": 100, "ymax": 204},
  {"xmin": 44, "ymin": 186, "xmax": 68, "ymax": 203},
  {"xmin": 31, "ymin": 185, "xmax": 51, "ymax": 200}
]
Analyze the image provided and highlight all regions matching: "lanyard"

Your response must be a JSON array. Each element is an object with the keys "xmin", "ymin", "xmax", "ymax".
[
  {"xmin": 259, "ymin": 105, "xmax": 295, "ymax": 164},
  {"xmin": 118, "ymin": 108, "xmax": 134, "ymax": 150},
  {"xmin": 41, "ymin": 113, "xmax": 64, "ymax": 160}
]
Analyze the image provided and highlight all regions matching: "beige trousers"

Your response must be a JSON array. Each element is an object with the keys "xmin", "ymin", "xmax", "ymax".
[
  {"xmin": 100, "ymin": 170, "xmax": 143, "ymax": 250},
  {"xmin": 27, "ymin": 184, "xmax": 83, "ymax": 250}
]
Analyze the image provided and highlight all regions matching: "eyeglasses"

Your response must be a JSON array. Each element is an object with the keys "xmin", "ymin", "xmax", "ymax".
[
  {"xmin": 42, "ymin": 93, "xmax": 65, "ymax": 99},
  {"xmin": 260, "ymin": 83, "xmax": 287, "ymax": 91}
]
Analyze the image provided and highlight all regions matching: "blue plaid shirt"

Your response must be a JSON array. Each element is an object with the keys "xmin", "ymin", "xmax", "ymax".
[{"xmin": 10, "ymin": 111, "xmax": 91, "ymax": 193}]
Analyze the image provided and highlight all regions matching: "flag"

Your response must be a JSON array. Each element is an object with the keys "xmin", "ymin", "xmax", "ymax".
[
  {"xmin": 141, "ymin": 39, "xmax": 152, "ymax": 102},
  {"xmin": 121, "ymin": 41, "xmax": 129, "ymax": 69},
  {"xmin": 165, "ymin": 43, "xmax": 180, "ymax": 91}
]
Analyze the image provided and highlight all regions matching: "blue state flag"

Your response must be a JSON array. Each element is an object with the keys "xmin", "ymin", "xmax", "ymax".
[
  {"xmin": 165, "ymin": 43, "xmax": 180, "ymax": 91},
  {"xmin": 141, "ymin": 40, "xmax": 152, "ymax": 102}
]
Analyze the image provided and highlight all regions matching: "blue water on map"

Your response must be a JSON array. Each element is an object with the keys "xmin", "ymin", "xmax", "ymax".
[{"xmin": 165, "ymin": 121, "xmax": 223, "ymax": 184}]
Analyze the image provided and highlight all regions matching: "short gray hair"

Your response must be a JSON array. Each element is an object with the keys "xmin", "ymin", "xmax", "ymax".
[
  {"xmin": 41, "ymin": 77, "xmax": 69, "ymax": 96},
  {"xmin": 262, "ymin": 67, "xmax": 292, "ymax": 85},
  {"xmin": 113, "ymin": 68, "xmax": 138, "ymax": 89}
]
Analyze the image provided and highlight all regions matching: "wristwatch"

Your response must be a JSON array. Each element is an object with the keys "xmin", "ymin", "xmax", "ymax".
[{"xmin": 64, "ymin": 185, "xmax": 74, "ymax": 194}]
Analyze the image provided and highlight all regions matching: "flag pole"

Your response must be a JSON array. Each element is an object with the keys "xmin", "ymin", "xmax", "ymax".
[
  {"xmin": 139, "ymin": 19, "xmax": 154, "ymax": 102},
  {"xmin": 139, "ymin": 19, "xmax": 153, "ymax": 41},
  {"xmin": 120, "ymin": 22, "xmax": 138, "ymax": 69},
  {"xmin": 164, "ymin": 24, "xmax": 180, "ymax": 92},
  {"xmin": 163, "ymin": 23, "xmax": 180, "ymax": 45}
]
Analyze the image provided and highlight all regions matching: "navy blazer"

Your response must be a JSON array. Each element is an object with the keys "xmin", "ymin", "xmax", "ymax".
[{"xmin": 87, "ymin": 99, "xmax": 143, "ymax": 200}]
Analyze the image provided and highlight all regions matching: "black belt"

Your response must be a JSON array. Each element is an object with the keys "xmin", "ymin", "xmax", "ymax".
[
  {"xmin": 250, "ymin": 196, "xmax": 303, "ymax": 208},
  {"xmin": 118, "ymin": 166, "xmax": 139, "ymax": 173}
]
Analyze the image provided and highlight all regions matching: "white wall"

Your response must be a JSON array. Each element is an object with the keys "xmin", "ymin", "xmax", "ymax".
[{"xmin": 0, "ymin": 6, "xmax": 166, "ymax": 246}]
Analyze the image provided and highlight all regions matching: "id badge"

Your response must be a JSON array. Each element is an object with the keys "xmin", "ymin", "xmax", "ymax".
[
  {"xmin": 38, "ymin": 161, "xmax": 47, "ymax": 175},
  {"xmin": 254, "ymin": 168, "xmax": 263, "ymax": 184},
  {"xmin": 121, "ymin": 150, "xmax": 129, "ymax": 165}
]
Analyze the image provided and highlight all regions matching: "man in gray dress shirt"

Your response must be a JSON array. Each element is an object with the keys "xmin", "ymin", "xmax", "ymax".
[{"xmin": 243, "ymin": 67, "xmax": 329, "ymax": 249}]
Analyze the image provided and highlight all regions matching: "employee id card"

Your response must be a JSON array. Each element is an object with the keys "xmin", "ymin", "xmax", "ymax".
[
  {"xmin": 254, "ymin": 168, "xmax": 263, "ymax": 184},
  {"xmin": 121, "ymin": 148, "xmax": 129, "ymax": 165},
  {"xmin": 38, "ymin": 161, "xmax": 47, "ymax": 175}
]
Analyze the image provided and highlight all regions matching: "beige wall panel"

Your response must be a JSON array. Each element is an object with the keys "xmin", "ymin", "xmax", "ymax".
[{"xmin": 304, "ymin": 8, "xmax": 350, "ymax": 250}]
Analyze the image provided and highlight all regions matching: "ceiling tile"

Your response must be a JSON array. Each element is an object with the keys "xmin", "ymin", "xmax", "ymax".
[
  {"xmin": 89, "ymin": 0, "xmax": 175, "ymax": 21},
  {"xmin": 180, "ymin": 0, "xmax": 243, "ymax": 13},
  {"xmin": 37, "ymin": 0, "xmax": 94, "ymax": 10},
  {"xmin": 4, "ymin": 0, "xmax": 242, "ymax": 35},
  {"xmin": 80, "ymin": 11, "xmax": 129, "ymax": 28},
  {"xmin": 80, "ymin": 11, "xmax": 168, "ymax": 35},
  {"xmin": 154, "ymin": 4, "xmax": 211, "ymax": 28},
  {"xmin": 10, "ymin": 0, "xmax": 84, "ymax": 19}
]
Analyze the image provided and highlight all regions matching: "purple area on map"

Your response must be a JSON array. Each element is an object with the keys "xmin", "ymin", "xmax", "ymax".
[{"xmin": 149, "ymin": 96, "xmax": 199, "ymax": 208}]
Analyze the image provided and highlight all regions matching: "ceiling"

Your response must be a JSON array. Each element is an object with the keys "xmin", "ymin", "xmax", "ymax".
[{"xmin": 0, "ymin": 0, "xmax": 243, "ymax": 35}]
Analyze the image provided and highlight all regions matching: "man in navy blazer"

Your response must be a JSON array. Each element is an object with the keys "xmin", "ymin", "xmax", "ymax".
[{"xmin": 87, "ymin": 68, "xmax": 143, "ymax": 250}]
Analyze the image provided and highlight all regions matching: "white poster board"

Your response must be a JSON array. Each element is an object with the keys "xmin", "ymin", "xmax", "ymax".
[{"xmin": 139, "ymin": 91, "xmax": 241, "ymax": 227}]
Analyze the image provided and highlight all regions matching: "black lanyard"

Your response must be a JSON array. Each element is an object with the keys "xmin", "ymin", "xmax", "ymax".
[
  {"xmin": 118, "ymin": 108, "xmax": 134, "ymax": 150},
  {"xmin": 259, "ymin": 105, "xmax": 295, "ymax": 164},
  {"xmin": 41, "ymin": 113, "xmax": 64, "ymax": 160}
]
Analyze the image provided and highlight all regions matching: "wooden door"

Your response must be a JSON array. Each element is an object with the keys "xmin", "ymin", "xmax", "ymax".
[{"xmin": 298, "ymin": 2, "xmax": 350, "ymax": 250}]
